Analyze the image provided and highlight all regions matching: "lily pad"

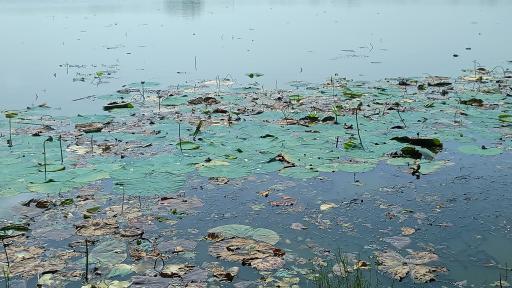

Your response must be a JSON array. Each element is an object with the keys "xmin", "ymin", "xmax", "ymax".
[
  {"xmin": 458, "ymin": 145, "xmax": 502, "ymax": 156},
  {"xmin": 89, "ymin": 239, "xmax": 127, "ymax": 267},
  {"xmin": 176, "ymin": 141, "xmax": 200, "ymax": 150},
  {"xmin": 208, "ymin": 224, "xmax": 279, "ymax": 245},
  {"xmin": 375, "ymin": 250, "xmax": 445, "ymax": 283},
  {"xmin": 208, "ymin": 237, "xmax": 285, "ymax": 270}
]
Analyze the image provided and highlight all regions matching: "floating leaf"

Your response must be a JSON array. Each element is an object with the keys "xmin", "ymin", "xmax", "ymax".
[
  {"xmin": 177, "ymin": 141, "xmax": 200, "ymax": 150},
  {"xmin": 458, "ymin": 145, "xmax": 502, "ymax": 156},
  {"xmin": 103, "ymin": 101, "xmax": 134, "ymax": 111},
  {"xmin": 89, "ymin": 239, "xmax": 127, "ymax": 267},
  {"xmin": 208, "ymin": 237, "xmax": 284, "ymax": 270},
  {"xmin": 208, "ymin": 224, "xmax": 279, "ymax": 244}
]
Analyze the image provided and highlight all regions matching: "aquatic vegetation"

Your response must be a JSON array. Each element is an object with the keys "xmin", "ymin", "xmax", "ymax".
[
  {"xmin": 0, "ymin": 67, "xmax": 511, "ymax": 287},
  {"xmin": 375, "ymin": 250, "xmax": 446, "ymax": 283},
  {"xmin": 314, "ymin": 252, "xmax": 374, "ymax": 288}
]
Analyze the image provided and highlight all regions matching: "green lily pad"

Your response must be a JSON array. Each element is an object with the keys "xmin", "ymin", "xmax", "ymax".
[
  {"xmin": 89, "ymin": 239, "xmax": 127, "ymax": 267},
  {"xmin": 4, "ymin": 111, "xmax": 18, "ymax": 119},
  {"xmin": 38, "ymin": 164, "xmax": 65, "ymax": 173},
  {"xmin": 107, "ymin": 264, "xmax": 135, "ymax": 278},
  {"xmin": 499, "ymin": 114, "xmax": 512, "ymax": 123},
  {"xmin": 246, "ymin": 72, "xmax": 264, "ymax": 78},
  {"xmin": 103, "ymin": 101, "xmax": 134, "ymax": 111},
  {"xmin": 458, "ymin": 145, "xmax": 503, "ymax": 156},
  {"xmin": 177, "ymin": 141, "xmax": 200, "ymax": 150}
]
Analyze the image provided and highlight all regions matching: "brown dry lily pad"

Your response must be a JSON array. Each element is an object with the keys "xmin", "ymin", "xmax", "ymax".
[
  {"xmin": 270, "ymin": 196, "xmax": 296, "ymax": 207},
  {"xmin": 0, "ymin": 245, "xmax": 66, "ymax": 278},
  {"xmin": 160, "ymin": 263, "xmax": 195, "ymax": 278},
  {"xmin": 208, "ymin": 237, "xmax": 285, "ymax": 271},
  {"xmin": 159, "ymin": 196, "xmax": 204, "ymax": 211},
  {"xmin": 207, "ymin": 264, "xmax": 239, "ymax": 282},
  {"xmin": 75, "ymin": 122, "xmax": 106, "ymax": 133},
  {"xmin": 375, "ymin": 250, "xmax": 446, "ymax": 283},
  {"xmin": 75, "ymin": 218, "xmax": 119, "ymax": 237},
  {"xmin": 120, "ymin": 227, "xmax": 144, "ymax": 238},
  {"xmin": 209, "ymin": 177, "xmax": 229, "ymax": 185},
  {"xmin": 401, "ymin": 227, "xmax": 416, "ymax": 236}
]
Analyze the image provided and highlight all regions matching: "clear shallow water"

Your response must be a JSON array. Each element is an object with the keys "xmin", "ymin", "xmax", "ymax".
[{"xmin": 1, "ymin": 0, "xmax": 512, "ymax": 114}]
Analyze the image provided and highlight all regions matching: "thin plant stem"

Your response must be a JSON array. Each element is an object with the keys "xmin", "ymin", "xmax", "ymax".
[
  {"xmin": 85, "ymin": 239, "xmax": 89, "ymax": 283},
  {"xmin": 121, "ymin": 186, "xmax": 125, "ymax": 214},
  {"xmin": 90, "ymin": 135, "xmax": 93, "ymax": 154},
  {"xmin": 8, "ymin": 118, "xmax": 12, "ymax": 147},
  {"xmin": 396, "ymin": 107, "xmax": 406, "ymax": 128},
  {"xmin": 2, "ymin": 240, "xmax": 10, "ymax": 288},
  {"xmin": 141, "ymin": 81, "xmax": 145, "ymax": 101},
  {"xmin": 178, "ymin": 122, "xmax": 183, "ymax": 153},
  {"xmin": 355, "ymin": 107, "xmax": 365, "ymax": 151},
  {"xmin": 59, "ymin": 135, "xmax": 64, "ymax": 165},
  {"xmin": 331, "ymin": 76, "xmax": 335, "ymax": 98},
  {"xmin": 43, "ymin": 141, "xmax": 47, "ymax": 181}
]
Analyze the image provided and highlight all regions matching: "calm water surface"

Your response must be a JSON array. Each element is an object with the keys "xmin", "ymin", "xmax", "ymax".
[{"xmin": 1, "ymin": 0, "xmax": 511, "ymax": 114}]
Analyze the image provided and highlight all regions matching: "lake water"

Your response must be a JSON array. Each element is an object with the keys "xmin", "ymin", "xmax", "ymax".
[
  {"xmin": 1, "ymin": 0, "xmax": 511, "ymax": 114},
  {"xmin": 1, "ymin": 1, "xmax": 512, "ymax": 287}
]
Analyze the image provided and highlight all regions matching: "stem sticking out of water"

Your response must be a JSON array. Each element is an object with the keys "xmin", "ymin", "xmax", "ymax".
[
  {"xmin": 90, "ymin": 135, "xmax": 94, "ymax": 154},
  {"xmin": 396, "ymin": 104, "xmax": 407, "ymax": 128},
  {"xmin": 355, "ymin": 102, "xmax": 365, "ymax": 151},
  {"xmin": 43, "ymin": 136, "xmax": 53, "ymax": 181},
  {"xmin": 141, "ymin": 81, "xmax": 145, "ymax": 102},
  {"xmin": 178, "ymin": 122, "xmax": 183, "ymax": 153},
  {"xmin": 2, "ymin": 239, "xmax": 10, "ymax": 288},
  {"xmin": 331, "ymin": 76, "xmax": 335, "ymax": 98},
  {"xmin": 59, "ymin": 135, "xmax": 64, "ymax": 165},
  {"xmin": 84, "ymin": 239, "xmax": 89, "ymax": 283},
  {"xmin": 121, "ymin": 185, "xmax": 125, "ymax": 214},
  {"xmin": 216, "ymin": 76, "xmax": 220, "ymax": 96},
  {"xmin": 8, "ymin": 118, "xmax": 12, "ymax": 147}
]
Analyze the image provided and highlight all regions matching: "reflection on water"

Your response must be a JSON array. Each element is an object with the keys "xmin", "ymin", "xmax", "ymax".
[
  {"xmin": 165, "ymin": 0, "xmax": 203, "ymax": 17},
  {"xmin": 0, "ymin": 0, "xmax": 511, "ymax": 114}
]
